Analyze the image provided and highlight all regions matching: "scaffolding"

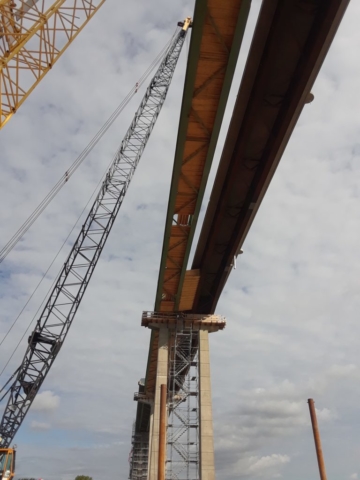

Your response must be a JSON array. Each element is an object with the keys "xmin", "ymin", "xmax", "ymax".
[
  {"xmin": 131, "ymin": 311, "xmax": 225, "ymax": 480},
  {"xmin": 129, "ymin": 423, "xmax": 149, "ymax": 480},
  {"xmin": 167, "ymin": 322, "xmax": 200, "ymax": 480}
]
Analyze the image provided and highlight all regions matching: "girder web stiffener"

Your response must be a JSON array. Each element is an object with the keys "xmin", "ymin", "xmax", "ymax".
[{"xmin": 0, "ymin": 24, "xmax": 189, "ymax": 447}]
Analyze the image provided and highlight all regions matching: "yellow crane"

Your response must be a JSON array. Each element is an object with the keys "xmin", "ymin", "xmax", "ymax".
[
  {"xmin": 0, "ymin": 0, "xmax": 105, "ymax": 129},
  {"xmin": 0, "ymin": 446, "xmax": 15, "ymax": 479}
]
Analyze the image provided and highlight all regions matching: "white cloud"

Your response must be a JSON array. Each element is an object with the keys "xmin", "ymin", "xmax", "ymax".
[
  {"xmin": 1, "ymin": 0, "xmax": 360, "ymax": 479},
  {"xmin": 350, "ymin": 474, "xmax": 358, "ymax": 480},
  {"xmin": 247, "ymin": 454, "xmax": 290, "ymax": 474},
  {"xmin": 214, "ymin": 376, "xmax": 340, "ymax": 478},
  {"xmin": 32, "ymin": 391, "xmax": 60, "ymax": 413},
  {"xmin": 30, "ymin": 421, "xmax": 51, "ymax": 431},
  {"xmin": 229, "ymin": 453, "xmax": 290, "ymax": 479},
  {"xmin": 315, "ymin": 407, "xmax": 337, "ymax": 422},
  {"xmin": 328, "ymin": 364, "xmax": 359, "ymax": 379}
]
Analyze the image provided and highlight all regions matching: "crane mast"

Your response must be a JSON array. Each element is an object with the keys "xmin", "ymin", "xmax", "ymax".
[
  {"xmin": 0, "ymin": 19, "xmax": 191, "ymax": 448},
  {"xmin": 0, "ymin": 0, "xmax": 106, "ymax": 129}
]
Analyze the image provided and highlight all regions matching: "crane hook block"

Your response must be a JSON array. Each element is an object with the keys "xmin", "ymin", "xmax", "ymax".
[{"xmin": 178, "ymin": 17, "xmax": 192, "ymax": 37}]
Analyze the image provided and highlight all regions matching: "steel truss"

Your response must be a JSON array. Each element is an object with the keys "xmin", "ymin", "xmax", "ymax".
[
  {"xmin": 167, "ymin": 323, "xmax": 199, "ymax": 480},
  {"xmin": 0, "ymin": 27, "xmax": 187, "ymax": 447},
  {"xmin": 0, "ymin": 0, "xmax": 106, "ymax": 129}
]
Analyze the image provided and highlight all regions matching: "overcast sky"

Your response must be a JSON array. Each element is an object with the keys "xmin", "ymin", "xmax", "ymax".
[{"xmin": 1, "ymin": 0, "xmax": 360, "ymax": 479}]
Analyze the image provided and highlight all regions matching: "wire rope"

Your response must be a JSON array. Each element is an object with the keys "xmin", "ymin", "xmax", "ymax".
[
  {"xmin": 0, "ymin": 28, "xmax": 179, "ymax": 377},
  {"xmin": 0, "ymin": 151, "xmax": 115, "ymax": 376},
  {"xmin": 0, "ymin": 28, "xmax": 178, "ymax": 265}
]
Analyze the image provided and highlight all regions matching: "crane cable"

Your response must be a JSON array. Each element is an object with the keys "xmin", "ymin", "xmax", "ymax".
[
  {"xmin": 0, "ymin": 28, "xmax": 178, "ymax": 265},
  {"xmin": 0, "ymin": 158, "xmax": 113, "ymax": 376},
  {"xmin": 0, "ymin": 28, "xmax": 179, "ymax": 376}
]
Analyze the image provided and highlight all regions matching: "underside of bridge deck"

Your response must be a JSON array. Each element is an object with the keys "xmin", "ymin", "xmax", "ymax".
[
  {"xmin": 145, "ymin": 0, "xmax": 251, "ymax": 398},
  {"xmin": 192, "ymin": 0, "xmax": 350, "ymax": 315}
]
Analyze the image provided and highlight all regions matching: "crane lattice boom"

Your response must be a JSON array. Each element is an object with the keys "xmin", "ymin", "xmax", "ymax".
[
  {"xmin": 0, "ymin": 23, "xmax": 189, "ymax": 447},
  {"xmin": 0, "ymin": 0, "xmax": 106, "ymax": 129}
]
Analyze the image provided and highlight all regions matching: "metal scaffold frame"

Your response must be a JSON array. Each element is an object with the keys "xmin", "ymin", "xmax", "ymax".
[
  {"xmin": 167, "ymin": 323, "xmax": 199, "ymax": 480},
  {"xmin": 129, "ymin": 424, "xmax": 149, "ymax": 480}
]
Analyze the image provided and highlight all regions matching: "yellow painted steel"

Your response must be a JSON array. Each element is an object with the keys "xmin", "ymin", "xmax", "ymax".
[
  {"xmin": 0, "ymin": 0, "xmax": 105, "ymax": 128},
  {"xmin": 0, "ymin": 447, "xmax": 15, "ymax": 479}
]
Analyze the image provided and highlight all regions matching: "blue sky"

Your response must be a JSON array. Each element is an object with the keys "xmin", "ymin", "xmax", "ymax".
[{"xmin": 1, "ymin": 0, "xmax": 360, "ymax": 479}]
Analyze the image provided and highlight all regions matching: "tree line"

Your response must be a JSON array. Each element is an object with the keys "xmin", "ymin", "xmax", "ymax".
[{"xmin": 18, "ymin": 476, "xmax": 92, "ymax": 480}]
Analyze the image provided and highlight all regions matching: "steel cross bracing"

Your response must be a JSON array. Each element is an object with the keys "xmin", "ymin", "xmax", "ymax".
[
  {"xmin": 0, "ymin": 0, "xmax": 106, "ymax": 129},
  {"xmin": 0, "ymin": 27, "xmax": 187, "ymax": 448}
]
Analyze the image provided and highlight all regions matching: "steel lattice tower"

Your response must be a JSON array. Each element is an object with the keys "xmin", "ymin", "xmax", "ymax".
[{"xmin": 0, "ymin": 21, "xmax": 191, "ymax": 448}]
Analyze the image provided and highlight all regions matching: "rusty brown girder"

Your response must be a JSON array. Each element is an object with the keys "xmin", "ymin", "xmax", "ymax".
[{"xmin": 192, "ymin": 0, "xmax": 351, "ymax": 314}]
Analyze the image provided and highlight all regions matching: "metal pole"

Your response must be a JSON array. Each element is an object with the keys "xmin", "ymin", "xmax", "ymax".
[
  {"xmin": 158, "ymin": 384, "xmax": 167, "ymax": 480},
  {"xmin": 308, "ymin": 398, "xmax": 328, "ymax": 480}
]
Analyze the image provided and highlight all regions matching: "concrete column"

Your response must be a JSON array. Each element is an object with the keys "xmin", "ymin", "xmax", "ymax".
[
  {"xmin": 148, "ymin": 327, "xmax": 169, "ymax": 480},
  {"xmin": 158, "ymin": 384, "xmax": 167, "ymax": 480},
  {"xmin": 199, "ymin": 328, "xmax": 215, "ymax": 480}
]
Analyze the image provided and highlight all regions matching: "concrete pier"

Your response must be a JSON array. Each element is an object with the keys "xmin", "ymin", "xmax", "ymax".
[
  {"xmin": 142, "ymin": 312, "xmax": 225, "ymax": 480},
  {"xmin": 199, "ymin": 328, "xmax": 215, "ymax": 480},
  {"xmin": 148, "ymin": 328, "xmax": 169, "ymax": 480}
]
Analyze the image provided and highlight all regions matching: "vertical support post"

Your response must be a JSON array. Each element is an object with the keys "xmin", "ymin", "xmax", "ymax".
[
  {"xmin": 158, "ymin": 384, "xmax": 167, "ymax": 480},
  {"xmin": 147, "ymin": 402, "xmax": 155, "ymax": 479},
  {"xmin": 199, "ymin": 328, "xmax": 215, "ymax": 480},
  {"xmin": 149, "ymin": 328, "xmax": 169, "ymax": 480},
  {"xmin": 308, "ymin": 398, "xmax": 328, "ymax": 480}
]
